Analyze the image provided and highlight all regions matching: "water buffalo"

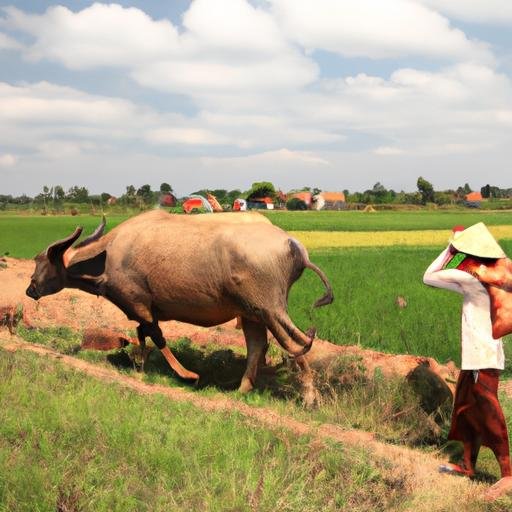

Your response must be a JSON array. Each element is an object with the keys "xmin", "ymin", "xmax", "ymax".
[{"xmin": 26, "ymin": 210, "xmax": 333, "ymax": 398}]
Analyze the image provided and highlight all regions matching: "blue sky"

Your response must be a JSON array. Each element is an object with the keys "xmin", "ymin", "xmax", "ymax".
[{"xmin": 1, "ymin": 0, "xmax": 512, "ymax": 197}]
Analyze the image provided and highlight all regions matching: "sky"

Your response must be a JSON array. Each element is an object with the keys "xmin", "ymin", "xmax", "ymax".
[{"xmin": 1, "ymin": 1, "xmax": 512, "ymax": 197}]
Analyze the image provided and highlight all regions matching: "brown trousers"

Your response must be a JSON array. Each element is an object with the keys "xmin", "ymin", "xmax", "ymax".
[{"xmin": 449, "ymin": 369, "xmax": 509, "ymax": 463}]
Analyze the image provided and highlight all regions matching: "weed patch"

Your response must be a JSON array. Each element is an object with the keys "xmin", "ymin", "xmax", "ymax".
[{"xmin": 0, "ymin": 351, "xmax": 411, "ymax": 512}]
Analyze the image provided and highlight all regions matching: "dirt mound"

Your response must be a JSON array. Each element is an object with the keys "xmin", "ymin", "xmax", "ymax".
[{"xmin": 81, "ymin": 327, "xmax": 136, "ymax": 351}]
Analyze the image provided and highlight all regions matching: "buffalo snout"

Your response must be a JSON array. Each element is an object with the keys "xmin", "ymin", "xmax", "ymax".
[{"xmin": 26, "ymin": 283, "xmax": 40, "ymax": 300}]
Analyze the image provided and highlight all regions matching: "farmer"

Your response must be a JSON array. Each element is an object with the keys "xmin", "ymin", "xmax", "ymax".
[{"xmin": 423, "ymin": 222, "xmax": 512, "ymax": 501}]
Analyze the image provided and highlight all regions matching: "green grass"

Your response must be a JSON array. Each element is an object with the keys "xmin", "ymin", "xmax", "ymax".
[
  {"xmin": 8, "ymin": 330, "xmax": 512, "ymax": 510},
  {"xmin": 263, "ymin": 210, "xmax": 512, "ymax": 232},
  {"xmin": 15, "ymin": 327, "xmax": 442, "ymax": 446},
  {"xmin": 0, "ymin": 350, "xmax": 409, "ymax": 512},
  {"xmin": 288, "ymin": 241, "xmax": 512, "ymax": 370},
  {"xmin": 0, "ymin": 214, "xmax": 130, "ymax": 259}
]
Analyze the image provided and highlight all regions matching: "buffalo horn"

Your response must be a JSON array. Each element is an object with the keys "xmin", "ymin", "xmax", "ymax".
[
  {"xmin": 46, "ymin": 226, "xmax": 83, "ymax": 263},
  {"xmin": 75, "ymin": 215, "xmax": 106, "ymax": 248}
]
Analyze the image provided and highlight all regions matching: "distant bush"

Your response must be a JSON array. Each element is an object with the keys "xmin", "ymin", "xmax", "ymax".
[{"xmin": 286, "ymin": 198, "xmax": 307, "ymax": 211}]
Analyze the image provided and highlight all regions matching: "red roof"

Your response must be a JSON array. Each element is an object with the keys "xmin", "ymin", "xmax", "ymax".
[
  {"xmin": 250, "ymin": 197, "xmax": 274, "ymax": 204},
  {"xmin": 320, "ymin": 191, "xmax": 346, "ymax": 202},
  {"xmin": 290, "ymin": 192, "xmax": 313, "ymax": 205},
  {"xmin": 465, "ymin": 192, "xmax": 482, "ymax": 202}
]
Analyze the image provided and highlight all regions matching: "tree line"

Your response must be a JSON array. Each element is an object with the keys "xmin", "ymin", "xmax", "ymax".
[{"xmin": 1, "ymin": 178, "xmax": 511, "ymax": 210}]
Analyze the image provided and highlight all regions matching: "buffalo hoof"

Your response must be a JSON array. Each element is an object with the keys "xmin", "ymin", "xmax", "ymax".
[
  {"xmin": 302, "ymin": 387, "xmax": 320, "ymax": 409},
  {"xmin": 182, "ymin": 370, "xmax": 200, "ymax": 381},
  {"xmin": 238, "ymin": 376, "xmax": 254, "ymax": 394}
]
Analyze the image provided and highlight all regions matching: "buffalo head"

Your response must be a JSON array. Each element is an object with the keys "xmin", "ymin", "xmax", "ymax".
[
  {"xmin": 26, "ymin": 227, "xmax": 83, "ymax": 300},
  {"xmin": 26, "ymin": 216, "xmax": 106, "ymax": 300}
]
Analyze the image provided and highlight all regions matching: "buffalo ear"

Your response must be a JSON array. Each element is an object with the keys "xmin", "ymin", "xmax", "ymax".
[{"xmin": 46, "ymin": 227, "xmax": 83, "ymax": 264}]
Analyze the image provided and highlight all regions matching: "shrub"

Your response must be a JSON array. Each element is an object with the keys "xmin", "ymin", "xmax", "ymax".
[{"xmin": 286, "ymin": 198, "xmax": 307, "ymax": 211}]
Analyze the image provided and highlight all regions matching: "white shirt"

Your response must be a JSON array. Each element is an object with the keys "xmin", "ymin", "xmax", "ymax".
[{"xmin": 423, "ymin": 246, "xmax": 504, "ymax": 370}]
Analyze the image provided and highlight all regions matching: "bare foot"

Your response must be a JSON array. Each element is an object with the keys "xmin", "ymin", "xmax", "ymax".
[{"xmin": 484, "ymin": 476, "xmax": 512, "ymax": 502}]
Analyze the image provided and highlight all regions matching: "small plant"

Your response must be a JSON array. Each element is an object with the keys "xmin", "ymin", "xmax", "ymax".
[
  {"xmin": 17, "ymin": 325, "xmax": 82, "ymax": 355},
  {"xmin": 286, "ymin": 197, "xmax": 308, "ymax": 210}
]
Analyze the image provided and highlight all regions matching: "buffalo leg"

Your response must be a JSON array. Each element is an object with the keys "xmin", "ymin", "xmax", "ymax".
[
  {"xmin": 144, "ymin": 323, "xmax": 199, "ymax": 381},
  {"xmin": 264, "ymin": 314, "xmax": 318, "ymax": 406},
  {"xmin": 239, "ymin": 318, "xmax": 268, "ymax": 393},
  {"xmin": 136, "ymin": 325, "xmax": 149, "ymax": 372},
  {"xmin": 295, "ymin": 356, "xmax": 318, "ymax": 408}
]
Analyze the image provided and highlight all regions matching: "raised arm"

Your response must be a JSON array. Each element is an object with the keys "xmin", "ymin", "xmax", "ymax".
[{"xmin": 423, "ymin": 246, "xmax": 476, "ymax": 294}]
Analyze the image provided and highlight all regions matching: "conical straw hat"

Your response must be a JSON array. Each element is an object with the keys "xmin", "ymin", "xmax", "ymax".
[{"xmin": 450, "ymin": 222, "xmax": 506, "ymax": 259}]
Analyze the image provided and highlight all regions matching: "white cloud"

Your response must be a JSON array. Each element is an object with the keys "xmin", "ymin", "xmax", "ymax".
[
  {"xmin": 0, "ymin": 31, "xmax": 22, "ymax": 51},
  {"xmin": 373, "ymin": 147, "xmax": 405, "ymax": 156},
  {"xmin": 36, "ymin": 140, "xmax": 105, "ymax": 160},
  {"xmin": 146, "ymin": 127, "xmax": 230, "ymax": 146},
  {"xmin": 0, "ymin": 81, "xmax": 208, "ymax": 157},
  {"xmin": 270, "ymin": 0, "xmax": 492, "ymax": 62},
  {"xmin": 0, "ymin": 153, "xmax": 17, "ymax": 167},
  {"xmin": 3, "ymin": 4, "xmax": 179, "ymax": 69},
  {"xmin": 291, "ymin": 62, "xmax": 512, "ymax": 156},
  {"xmin": 418, "ymin": 0, "xmax": 512, "ymax": 25},
  {"xmin": 3, "ymin": 1, "xmax": 317, "ymax": 96},
  {"xmin": 201, "ymin": 148, "xmax": 330, "ymax": 167},
  {"xmin": 181, "ymin": 0, "xmax": 287, "ymax": 55}
]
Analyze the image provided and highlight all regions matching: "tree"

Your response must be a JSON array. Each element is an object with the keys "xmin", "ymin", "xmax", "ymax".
[
  {"xmin": 120, "ymin": 185, "xmax": 137, "ymax": 206},
  {"xmin": 34, "ymin": 185, "xmax": 53, "ymax": 209},
  {"xmin": 66, "ymin": 186, "xmax": 89, "ymax": 203},
  {"xmin": 226, "ymin": 189, "xmax": 241, "ymax": 206},
  {"xmin": 417, "ymin": 177, "xmax": 435, "ymax": 204},
  {"xmin": 370, "ymin": 182, "xmax": 388, "ymax": 204},
  {"xmin": 246, "ymin": 181, "xmax": 276, "ymax": 201},
  {"xmin": 136, "ymin": 184, "xmax": 155, "ymax": 205},
  {"xmin": 481, "ymin": 184, "xmax": 491, "ymax": 199},
  {"xmin": 51, "ymin": 185, "xmax": 65, "ymax": 211},
  {"xmin": 160, "ymin": 182, "xmax": 173, "ymax": 193},
  {"xmin": 101, "ymin": 192, "xmax": 112, "ymax": 203},
  {"xmin": 54, "ymin": 186, "xmax": 65, "ymax": 202}
]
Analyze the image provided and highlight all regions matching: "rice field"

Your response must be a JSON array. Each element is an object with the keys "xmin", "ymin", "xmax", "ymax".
[
  {"xmin": 292, "ymin": 226, "xmax": 512, "ymax": 249},
  {"xmin": 264, "ymin": 209, "xmax": 512, "ymax": 232},
  {"xmin": 2, "ymin": 211, "xmax": 512, "ymax": 258},
  {"xmin": 2, "ymin": 210, "xmax": 512, "ymax": 369}
]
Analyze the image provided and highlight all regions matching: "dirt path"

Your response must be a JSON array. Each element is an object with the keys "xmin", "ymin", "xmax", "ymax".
[{"xmin": 0, "ymin": 334, "xmax": 490, "ymax": 510}]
